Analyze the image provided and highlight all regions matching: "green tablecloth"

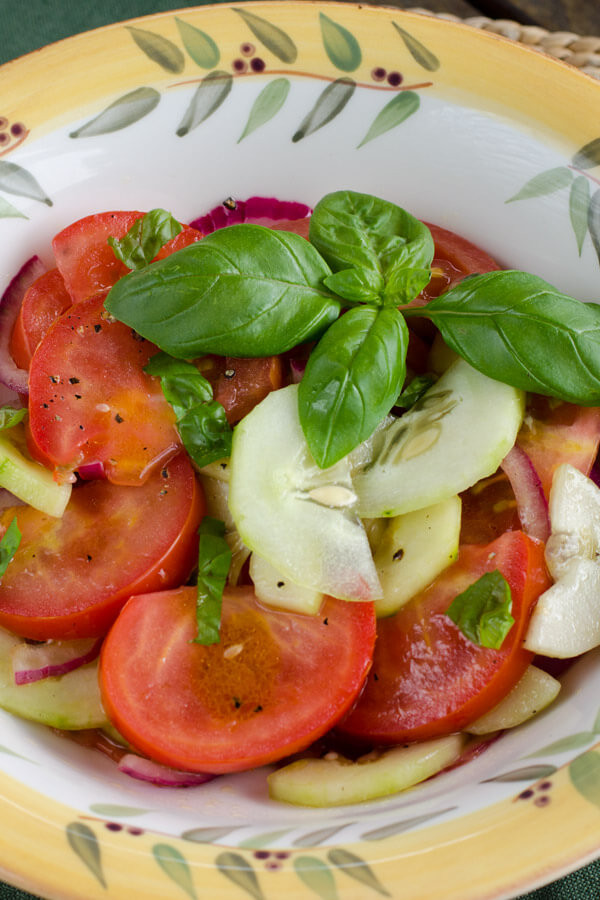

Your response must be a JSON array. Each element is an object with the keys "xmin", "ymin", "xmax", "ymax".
[{"xmin": 1, "ymin": 2, "xmax": 600, "ymax": 898}]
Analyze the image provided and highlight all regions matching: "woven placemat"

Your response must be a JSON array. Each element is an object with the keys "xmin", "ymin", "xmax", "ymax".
[{"xmin": 409, "ymin": 6, "xmax": 600, "ymax": 79}]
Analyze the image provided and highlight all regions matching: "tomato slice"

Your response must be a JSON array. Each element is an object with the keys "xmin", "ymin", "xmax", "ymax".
[
  {"xmin": 516, "ymin": 395, "xmax": 600, "ymax": 498},
  {"xmin": 338, "ymin": 531, "xmax": 550, "ymax": 744},
  {"xmin": 199, "ymin": 355, "xmax": 284, "ymax": 425},
  {"xmin": 52, "ymin": 211, "xmax": 202, "ymax": 303},
  {"xmin": 10, "ymin": 268, "xmax": 72, "ymax": 370},
  {"xmin": 100, "ymin": 586, "xmax": 375, "ymax": 774},
  {"xmin": 0, "ymin": 452, "xmax": 203, "ymax": 640},
  {"xmin": 459, "ymin": 470, "xmax": 521, "ymax": 545},
  {"xmin": 27, "ymin": 293, "xmax": 180, "ymax": 484}
]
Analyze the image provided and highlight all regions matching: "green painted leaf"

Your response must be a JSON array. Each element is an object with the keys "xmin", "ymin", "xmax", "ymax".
[
  {"xmin": 392, "ymin": 22, "xmax": 440, "ymax": 71},
  {"xmin": 0, "ymin": 161, "xmax": 51, "ymax": 206},
  {"xmin": 527, "ymin": 731, "xmax": 596, "ymax": 757},
  {"xmin": 66, "ymin": 822, "xmax": 106, "ymax": 888},
  {"xmin": 0, "ymin": 196, "xmax": 26, "ymax": 218},
  {"xmin": 572, "ymin": 136, "xmax": 600, "ymax": 170},
  {"xmin": 126, "ymin": 25, "xmax": 185, "ymax": 73},
  {"xmin": 327, "ymin": 849, "xmax": 391, "ymax": 897},
  {"xmin": 506, "ymin": 166, "xmax": 573, "ymax": 203},
  {"xmin": 361, "ymin": 807, "xmax": 457, "ymax": 840},
  {"xmin": 587, "ymin": 188, "xmax": 600, "ymax": 266},
  {"xmin": 238, "ymin": 829, "xmax": 291, "ymax": 848},
  {"xmin": 89, "ymin": 803, "xmax": 148, "ymax": 817},
  {"xmin": 292, "ymin": 78, "xmax": 355, "ymax": 143},
  {"xmin": 570, "ymin": 749, "xmax": 600, "ymax": 807},
  {"xmin": 319, "ymin": 13, "xmax": 361, "ymax": 72},
  {"xmin": 592, "ymin": 706, "xmax": 600, "ymax": 733},
  {"xmin": 215, "ymin": 851, "xmax": 265, "ymax": 900},
  {"xmin": 234, "ymin": 8, "xmax": 297, "ymax": 63},
  {"xmin": 177, "ymin": 71, "xmax": 233, "ymax": 137},
  {"xmin": 569, "ymin": 175, "xmax": 591, "ymax": 254},
  {"xmin": 293, "ymin": 825, "xmax": 351, "ymax": 847},
  {"xmin": 175, "ymin": 17, "xmax": 220, "ymax": 68},
  {"xmin": 182, "ymin": 826, "xmax": 237, "ymax": 843},
  {"xmin": 482, "ymin": 765, "xmax": 557, "ymax": 783},
  {"xmin": 358, "ymin": 90, "xmax": 419, "ymax": 148},
  {"xmin": 70, "ymin": 87, "xmax": 160, "ymax": 138},
  {"xmin": 153, "ymin": 843, "xmax": 198, "ymax": 900},
  {"xmin": 294, "ymin": 856, "xmax": 339, "ymax": 900},
  {"xmin": 239, "ymin": 78, "xmax": 290, "ymax": 142},
  {"xmin": 0, "ymin": 743, "xmax": 31, "ymax": 760}
]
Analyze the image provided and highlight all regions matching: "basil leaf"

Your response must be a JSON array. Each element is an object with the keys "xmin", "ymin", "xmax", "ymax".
[
  {"xmin": 411, "ymin": 270, "xmax": 600, "ymax": 405},
  {"xmin": 106, "ymin": 224, "xmax": 341, "ymax": 357},
  {"xmin": 309, "ymin": 190, "xmax": 434, "ymax": 304},
  {"xmin": 324, "ymin": 266, "xmax": 384, "ymax": 304},
  {"xmin": 0, "ymin": 517, "xmax": 21, "ymax": 579},
  {"xmin": 299, "ymin": 305, "xmax": 408, "ymax": 468},
  {"xmin": 194, "ymin": 516, "xmax": 232, "ymax": 645},
  {"xmin": 144, "ymin": 352, "xmax": 232, "ymax": 467},
  {"xmin": 446, "ymin": 570, "xmax": 514, "ymax": 649},
  {"xmin": 108, "ymin": 209, "xmax": 183, "ymax": 270},
  {"xmin": 396, "ymin": 373, "xmax": 436, "ymax": 410},
  {"xmin": 0, "ymin": 407, "xmax": 26, "ymax": 430}
]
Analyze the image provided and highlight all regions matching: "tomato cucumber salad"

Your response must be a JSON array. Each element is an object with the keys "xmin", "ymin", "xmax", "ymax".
[{"xmin": 0, "ymin": 190, "xmax": 600, "ymax": 806}]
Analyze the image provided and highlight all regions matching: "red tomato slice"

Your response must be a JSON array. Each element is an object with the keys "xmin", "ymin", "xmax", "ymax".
[
  {"xmin": 100, "ymin": 586, "xmax": 375, "ymax": 774},
  {"xmin": 338, "ymin": 531, "xmax": 550, "ymax": 744},
  {"xmin": 0, "ymin": 453, "xmax": 203, "ymax": 640},
  {"xmin": 27, "ymin": 293, "xmax": 181, "ymax": 484},
  {"xmin": 199, "ymin": 355, "xmax": 284, "ymax": 425},
  {"xmin": 516, "ymin": 395, "xmax": 600, "ymax": 498},
  {"xmin": 459, "ymin": 470, "xmax": 521, "ymax": 545},
  {"xmin": 10, "ymin": 268, "xmax": 72, "ymax": 370},
  {"xmin": 416, "ymin": 222, "xmax": 502, "ymax": 305},
  {"xmin": 52, "ymin": 211, "xmax": 202, "ymax": 303}
]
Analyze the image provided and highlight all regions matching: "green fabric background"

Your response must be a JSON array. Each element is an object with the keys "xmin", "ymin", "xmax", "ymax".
[{"xmin": 1, "ymin": 1, "xmax": 599, "ymax": 898}]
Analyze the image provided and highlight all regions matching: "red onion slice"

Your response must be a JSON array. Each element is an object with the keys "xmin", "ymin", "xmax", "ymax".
[
  {"xmin": 0, "ymin": 255, "xmax": 46, "ymax": 394},
  {"xmin": 289, "ymin": 358, "xmax": 307, "ymax": 384},
  {"xmin": 118, "ymin": 754, "xmax": 216, "ymax": 787},
  {"xmin": 77, "ymin": 461, "xmax": 105, "ymax": 480},
  {"xmin": 501, "ymin": 445, "xmax": 550, "ymax": 542},
  {"xmin": 12, "ymin": 636, "xmax": 102, "ymax": 685},
  {"xmin": 191, "ymin": 196, "xmax": 311, "ymax": 234}
]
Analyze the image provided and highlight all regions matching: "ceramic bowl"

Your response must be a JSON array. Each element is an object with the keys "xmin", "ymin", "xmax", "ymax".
[{"xmin": 2, "ymin": 4, "xmax": 600, "ymax": 898}]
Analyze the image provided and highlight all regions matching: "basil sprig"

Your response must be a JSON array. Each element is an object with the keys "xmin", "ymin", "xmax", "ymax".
[
  {"xmin": 193, "ymin": 517, "xmax": 232, "ymax": 645},
  {"xmin": 144, "ymin": 352, "xmax": 232, "ymax": 468},
  {"xmin": 446, "ymin": 570, "xmax": 514, "ymax": 650},
  {"xmin": 108, "ymin": 208, "xmax": 183, "ymax": 270},
  {"xmin": 106, "ymin": 189, "xmax": 600, "ymax": 470},
  {"xmin": 0, "ymin": 517, "xmax": 21, "ymax": 580},
  {"xmin": 406, "ymin": 270, "xmax": 600, "ymax": 405}
]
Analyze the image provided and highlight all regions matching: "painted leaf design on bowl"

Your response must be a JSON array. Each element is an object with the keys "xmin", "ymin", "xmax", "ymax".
[
  {"xmin": 0, "ymin": 160, "xmax": 51, "ymax": 206},
  {"xmin": 233, "ymin": 7, "xmax": 297, "ymax": 64},
  {"xmin": 216, "ymin": 850, "xmax": 266, "ymax": 900},
  {"xmin": 126, "ymin": 25, "xmax": 185, "ymax": 74},
  {"xmin": 175, "ymin": 17, "xmax": 220, "ymax": 69},
  {"xmin": 392, "ymin": 22, "xmax": 441, "ymax": 72},
  {"xmin": 569, "ymin": 747, "xmax": 600, "ymax": 808},
  {"xmin": 176, "ymin": 71, "xmax": 233, "ymax": 137},
  {"xmin": 327, "ymin": 848, "xmax": 391, "ymax": 897},
  {"xmin": 66, "ymin": 822, "xmax": 107, "ymax": 888},
  {"xmin": 238, "ymin": 78, "xmax": 291, "ymax": 142},
  {"xmin": 69, "ymin": 87, "xmax": 161, "ymax": 138},
  {"xmin": 319, "ymin": 12, "xmax": 362, "ymax": 73},
  {"xmin": 358, "ymin": 91, "xmax": 420, "ymax": 148},
  {"xmin": 292, "ymin": 78, "xmax": 356, "ymax": 142},
  {"xmin": 153, "ymin": 843, "xmax": 199, "ymax": 900},
  {"xmin": 294, "ymin": 855, "xmax": 339, "ymax": 900}
]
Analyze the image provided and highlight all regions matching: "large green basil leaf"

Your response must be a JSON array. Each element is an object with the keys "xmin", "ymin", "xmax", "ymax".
[
  {"xmin": 411, "ymin": 270, "xmax": 600, "ymax": 405},
  {"xmin": 298, "ymin": 305, "xmax": 408, "ymax": 468},
  {"xmin": 309, "ymin": 190, "xmax": 434, "ymax": 304},
  {"xmin": 106, "ymin": 224, "xmax": 341, "ymax": 357},
  {"xmin": 446, "ymin": 570, "xmax": 514, "ymax": 649}
]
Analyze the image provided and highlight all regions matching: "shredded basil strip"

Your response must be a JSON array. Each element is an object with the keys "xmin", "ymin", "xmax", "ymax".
[
  {"xmin": 446, "ymin": 570, "xmax": 514, "ymax": 650},
  {"xmin": 193, "ymin": 517, "xmax": 232, "ymax": 645},
  {"xmin": 144, "ymin": 352, "xmax": 232, "ymax": 467},
  {"xmin": 0, "ymin": 407, "xmax": 27, "ymax": 430},
  {"xmin": 395, "ymin": 373, "xmax": 437, "ymax": 410},
  {"xmin": 0, "ymin": 517, "xmax": 21, "ymax": 580},
  {"xmin": 108, "ymin": 208, "xmax": 183, "ymax": 270}
]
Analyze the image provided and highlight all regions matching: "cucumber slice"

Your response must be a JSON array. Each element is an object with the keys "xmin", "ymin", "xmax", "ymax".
[
  {"xmin": 0, "ymin": 627, "xmax": 107, "ymax": 729},
  {"xmin": 267, "ymin": 734, "xmax": 465, "ymax": 806},
  {"xmin": 350, "ymin": 359, "xmax": 524, "ymax": 518},
  {"xmin": 229, "ymin": 384, "xmax": 381, "ymax": 602},
  {"xmin": 0, "ymin": 425, "xmax": 71, "ymax": 517},
  {"xmin": 466, "ymin": 664, "xmax": 560, "ymax": 734},
  {"xmin": 249, "ymin": 553, "xmax": 323, "ymax": 615},
  {"xmin": 373, "ymin": 495, "xmax": 461, "ymax": 616}
]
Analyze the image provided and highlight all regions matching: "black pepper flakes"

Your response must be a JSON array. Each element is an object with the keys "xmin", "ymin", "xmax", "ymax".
[
  {"xmin": 69, "ymin": 377, "xmax": 80, "ymax": 384},
  {"xmin": 323, "ymin": 617, "xmax": 329, "ymax": 625},
  {"xmin": 393, "ymin": 548, "xmax": 404, "ymax": 561},
  {"xmin": 49, "ymin": 375, "xmax": 60, "ymax": 384},
  {"xmin": 93, "ymin": 324, "xmax": 102, "ymax": 333},
  {"xmin": 223, "ymin": 197, "xmax": 237, "ymax": 210},
  {"xmin": 233, "ymin": 697, "xmax": 242, "ymax": 709},
  {"xmin": 224, "ymin": 369, "xmax": 236, "ymax": 379},
  {"xmin": 276, "ymin": 581, "xmax": 285, "ymax": 588},
  {"xmin": 115, "ymin": 413, "xmax": 124, "ymax": 423}
]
